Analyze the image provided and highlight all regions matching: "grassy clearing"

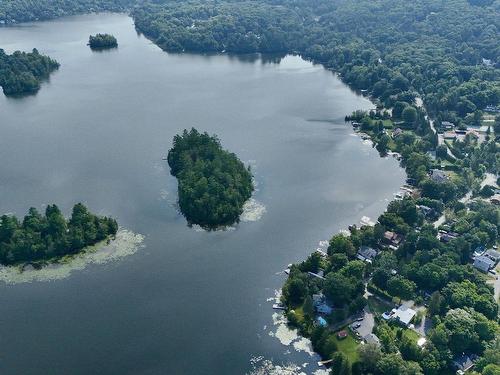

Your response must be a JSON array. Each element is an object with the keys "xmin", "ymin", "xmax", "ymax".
[{"xmin": 334, "ymin": 331, "xmax": 360, "ymax": 363}]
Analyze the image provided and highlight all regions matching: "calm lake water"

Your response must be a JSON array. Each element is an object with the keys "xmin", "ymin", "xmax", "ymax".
[{"xmin": 0, "ymin": 13, "xmax": 405, "ymax": 375}]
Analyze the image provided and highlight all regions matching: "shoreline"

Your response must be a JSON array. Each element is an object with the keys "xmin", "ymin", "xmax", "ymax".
[{"xmin": 0, "ymin": 228, "xmax": 144, "ymax": 284}]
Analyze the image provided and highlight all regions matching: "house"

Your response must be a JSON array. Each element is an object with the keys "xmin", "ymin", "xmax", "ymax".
[
  {"xmin": 485, "ymin": 249, "xmax": 500, "ymax": 264},
  {"xmin": 383, "ymin": 231, "xmax": 403, "ymax": 247},
  {"xmin": 440, "ymin": 232, "xmax": 458, "ymax": 243},
  {"xmin": 312, "ymin": 293, "xmax": 333, "ymax": 315},
  {"xmin": 452, "ymin": 354, "xmax": 474, "ymax": 373},
  {"xmin": 384, "ymin": 306, "xmax": 416, "ymax": 327},
  {"xmin": 444, "ymin": 131, "xmax": 457, "ymax": 140},
  {"xmin": 430, "ymin": 169, "xmax": 449, "ymax": 183},
  {"xmin": 473, "ymin": 246, "xmax": 486, "ymax": 258},
  {"xmin": 490, "ymin": 194, "xmax": 500, "ymax": 205},
  {"xmin": 392, "ymin": 128, "xmax": 403, "ymax": 138},
  {"xmin": 417, "ymin": 338, "xmax": 427, "ymax": 348},
  {"xmin": 356, "ymin": 246, "xmax": 378, "ymax": 262},
  {"xmin": 308, "ymin": 271, "xmax": 325, "ymax": 280},
  {"xmin": 363, "ymin": 333, "xmax": 381, "ymax": 346},
  {"xmin": 473, "ymin": 256, "xmax": 495, "ymax": 273},
  {"xmin": 417, "ymin": 205, "xmax": 436, "ymax": 219},
  {"xmin": 442, "ymin": 121, "xmax": 455, "ymax": 130}
]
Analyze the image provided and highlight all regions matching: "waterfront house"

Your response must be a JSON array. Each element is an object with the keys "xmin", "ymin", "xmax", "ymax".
[
  {"xmin": 416, "ymin": 205, "xmax": 436, "ymax": 219},
  {"xmin": 383, "ymin": 231, "xmax": 403, "ymax": 247},
  {"xmin": 356, "ymin": 246, "xmax": 378, "ymax": 262},
  {"xmin": 312, "ymin": 293, "xmax": 333, "ymax": 315},
  {"xmin": 430, "ymin": 169, "xmax": 449, "ymax": 184}
]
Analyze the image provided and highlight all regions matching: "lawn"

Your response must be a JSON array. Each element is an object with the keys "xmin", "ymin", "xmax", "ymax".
[{"xmin": 334, "ymin": 331, "xmax": 360, "ymax": 363}]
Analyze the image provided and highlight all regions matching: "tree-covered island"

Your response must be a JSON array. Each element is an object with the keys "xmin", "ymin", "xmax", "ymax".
[
  {"xmin": 167, "ymin": 128, "xmax": 253, "ymax": 229},
  {"xmin": 88, "ymin": 33, "xmax": 118, "ymax": 49},
  {"xmin": 0, "ymin": 48, "xmax": 59, "ymax": 96},
  {"xmin": 0, "ymin": 203, "xmax": 118, "ymax": 266}
]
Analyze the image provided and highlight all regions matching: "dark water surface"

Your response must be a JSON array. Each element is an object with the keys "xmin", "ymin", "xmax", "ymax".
[{"xmin": 0, "ymin": 14, "xmax": 404, "ymax": 375}]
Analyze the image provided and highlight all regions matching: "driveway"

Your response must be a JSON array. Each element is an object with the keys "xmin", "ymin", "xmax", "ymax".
[{"xmin": 356, "ymin": 306, "xmax": 375, "ymax": 337}]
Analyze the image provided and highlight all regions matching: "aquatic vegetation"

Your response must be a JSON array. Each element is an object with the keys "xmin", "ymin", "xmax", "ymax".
[{"xmin": 0, "ymin": 229, "xmax": 144, "ymax": 284}]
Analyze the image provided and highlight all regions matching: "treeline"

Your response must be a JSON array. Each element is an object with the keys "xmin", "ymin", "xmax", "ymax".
[
  {"xmin": 167, "ymin": 128, "xmax": 253, "ymax": 229},
  {"xmin": 88, "ymin": 33, "xmax": 118, "ymax": 49},
  {"xmin": 0, "ymin": 0, "xmax": 133, "ymax": 23},
  {"xmin": 0, "ymin": 48, "xmax": 59, "ymax": 95},
  {"xmin": 132, "ymin": 1, "xmax": 303, "ymax": 53},
  {"xmin": 0, "ymin": 203, "xmax": 118, "ymax": 265},
  {"xmin": 132, "ymin": 0, "xmax": 499, "ymax": 125}
]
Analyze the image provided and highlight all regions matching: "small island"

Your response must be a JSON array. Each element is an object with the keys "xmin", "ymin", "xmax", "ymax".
[
  {"xmin": 167, "ymin": 128, "xmax": 254, "ymax": 229},
  {"xmin": 88, "ymin": 33, "xmax": 118, "ymax": 49},
  {"xmin": 0, "ymin": 48, "xmax": 59, "ymax": 96},
  {"xmin": 0, "ymin": 203, "xmax": 118, "ymax": 266}
]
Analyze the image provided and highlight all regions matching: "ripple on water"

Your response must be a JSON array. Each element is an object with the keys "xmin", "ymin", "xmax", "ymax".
[{"xmin": 0, "ymin": 229, "xmax": 145, "ymax": 284}]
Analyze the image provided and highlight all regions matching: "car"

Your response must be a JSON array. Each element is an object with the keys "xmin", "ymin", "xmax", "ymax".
[
  {"xmin": 352, "ymin": 322, "xmax": 361, "ymax": 329},
  {"xmin": 355, "ymin": 316, "xmax": 364, "ymax": 322}
]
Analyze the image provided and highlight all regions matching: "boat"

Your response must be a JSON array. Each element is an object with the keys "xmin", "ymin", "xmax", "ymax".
[{"xmin": 272, "ymin": 303, "xmax": 286, "ymax": 310}]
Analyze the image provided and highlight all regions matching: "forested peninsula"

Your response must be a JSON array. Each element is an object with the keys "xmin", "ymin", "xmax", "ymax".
[
  {"xmin": 167, "ymin": 128, "xmax": 253, "ymax": 229},
  {"xmin": 0, "ymin": 203, "xmax": 118, "ymax": 266},
  {"xmin": 88, "ymin": 33, "xmax": 118, "ymax": 49},
  {"xmin": 0, "ymin": 48, "xmax": 59, "ymax": 96}
]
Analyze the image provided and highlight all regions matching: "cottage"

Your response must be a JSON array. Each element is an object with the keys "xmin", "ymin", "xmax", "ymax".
[
  {"xmin": 430, "ymin": 169, "xmax": 449, "ymax": 184},
  {"xmin": 452, "ymin": 354, "xmax": 474, "ymax": 373},
  {"xmin": 473, "ymin": 256, "xmax": 495, "ymax": 273},
  {"xmin": 356, "ymin": 246, "xmax": 378, "ymax": 262},
  {"xmin": 383, "ymin": 231, "xmax": 403, "ymax": 247}
]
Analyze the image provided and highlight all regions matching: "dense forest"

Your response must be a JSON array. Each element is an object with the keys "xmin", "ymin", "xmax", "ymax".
[
  {"xmin": 0, "ymin": 203, "xmax": 118, "ymax": 265},
  {"xmin": 88, "ymin": 33, "xmax": 118, "ymax": 49},
  {"xmin": 167, "ymin": 128, "xmax": 253, "ymax": 229},
  {"xmin": 132, "ymin": 0, "xmax": 499, "ymax": 126},
  {"xmin": 0, "ymin": 48, "xmax": 59, "ymax": 95},
  {"xmin": 0, "ymin": 0, "xmax": 132, "ymax": 23}
]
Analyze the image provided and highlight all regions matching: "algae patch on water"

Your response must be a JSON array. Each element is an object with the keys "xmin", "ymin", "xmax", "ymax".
[{"xmin": 0, "ymin": 229, "xmax": 144, "ymax": 284}]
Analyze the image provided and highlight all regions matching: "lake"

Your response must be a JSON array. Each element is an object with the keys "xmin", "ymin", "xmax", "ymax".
[{"xmin": 0, "ymin": 13, "xmax": 404, "ymax": 375}]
